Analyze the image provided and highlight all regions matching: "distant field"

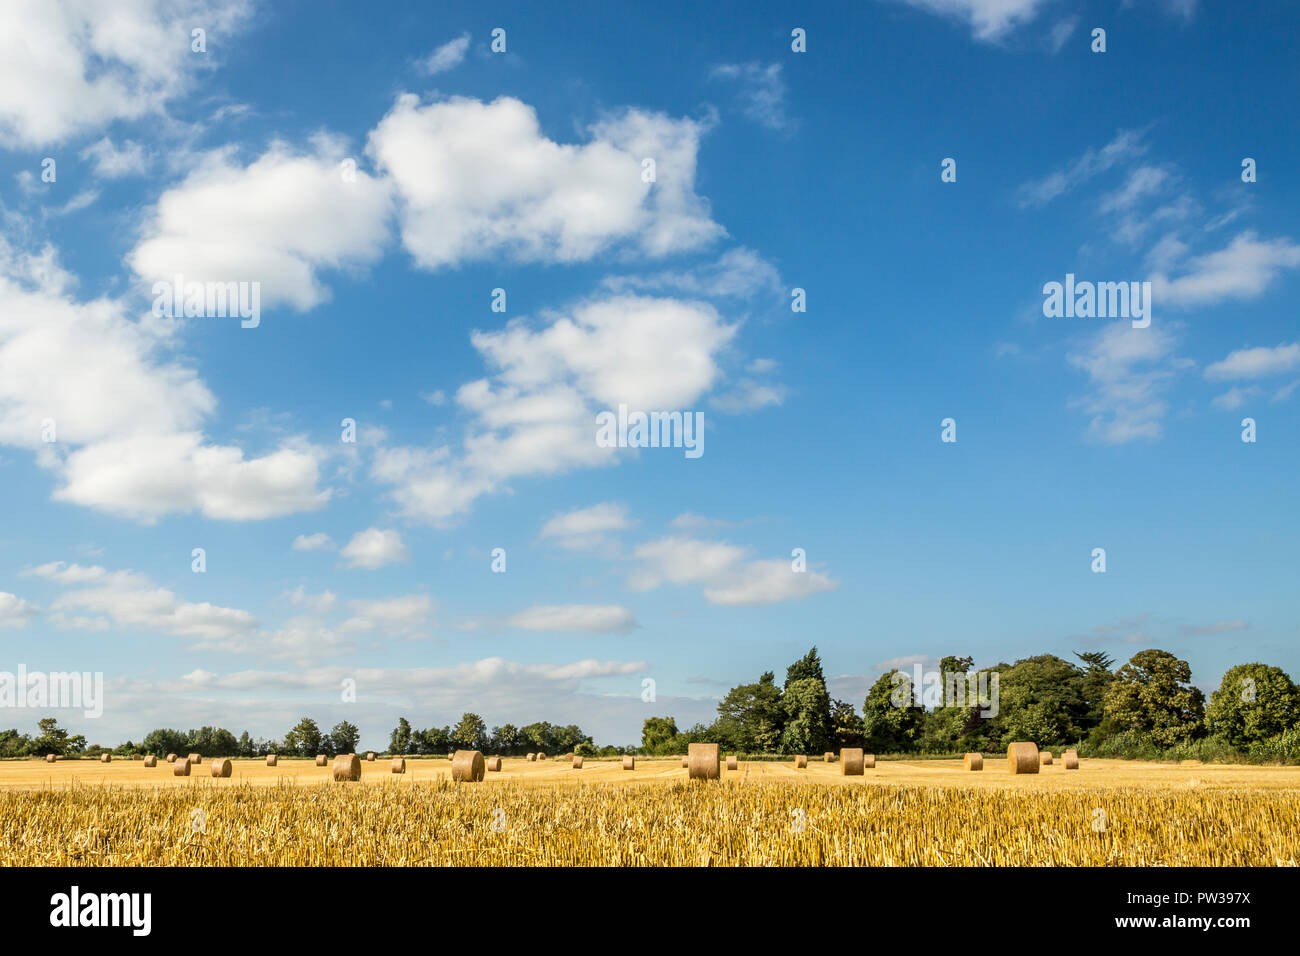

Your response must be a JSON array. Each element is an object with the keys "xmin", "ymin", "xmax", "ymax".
[{"xmin": 3, "ymin": 757, "xmax": 1298, "ymax": 865}]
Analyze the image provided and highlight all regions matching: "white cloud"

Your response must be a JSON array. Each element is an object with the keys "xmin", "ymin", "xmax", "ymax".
[
  {"xmin": 712, "ymin": 379, "xmax": 787, "ymax": 413},
  {"xmin": 702, "ymin": 559, "xmax": 839, "ymax": 606},
  {"xmin": 292, "ymin": 532, "xmax": 336, "ymax": 551},
  {"xmin": 0, "ymin": 0, "xmax": 252, "ymax": 146},
  {"xmin": 711, "ymin": 62, "xmax": 791, "ymax": 130},
  {"xmin": 1016, "ymin": 130, "xmax": 1147, "ymax": 207},
  {"xmin": 505, "ymin": 604, "xmax": 637, "ymax": 634},
  {"xmin": 373, "ymin": 294, "xmax": 736, "ymax": 522},
  {"xmin": 129, "ymin": 138, "xmax": 394, "ymax": 311},
  {"xmin": 367, "ymin": 94, "xmax": 724, "ymax": 269},
  {"xmin": 601, "ymin": 247, "xmax": 782, "ymax": 299},
  {"xmin": 1099, "ymin": 166, "xmax": 1173, "ymax": 214},
  {"xmin": 1047, "ymin": 16, "xmax": 1079, "ymax": 53},
  {"xmin": 1211, "ymin": 386, "xmax": 1260, "ymax": 410},
  {"xmin": 341, "ymin": 594, "xmax": 433, "ymax": 633},
  {"xmin": 1205, "ymin": 342, "xmax": 1299, "ymax": 381},
  {"xmin": 79, "ymin": 137, "xmax": 148, "ymax": 178},
  {"xmin": 420, "ymin": 33, "xmax": 470, "ymax": 74},
  {"xmin": 340, "ymin": 528, "xmax": 409, "ymax": 569},
  {"xmin": 540, "ymin": 503, "xmax": 634, "ymax": 550},
  {"xmin": 0, "ymin": 242, "xmax": 330, "ymax": 521},
  {"xmin": 1272, "ymin": 380, "xmax": 1299, "ymax": 403},
  {"xmin": 1151, "ymin": 232, "xmax": 1300, "ymax": 308},
  {"xmin": 1067, "ymin": 322, "xmax": 1183, "ymax": 443},
  {"xmin": 893, "ymin": 0, "xmax": 1050, "ymax": 42},
  {"xmin": 281, "ymin": 586, "xmax": 337, "ymax": 613},
  {"xmin": 0, "ymin": 592, "xmax": 36, "ymax": 627},
  {"xmin": 627, "ymin": 536, "xmax": 748, "ymax": 590}
]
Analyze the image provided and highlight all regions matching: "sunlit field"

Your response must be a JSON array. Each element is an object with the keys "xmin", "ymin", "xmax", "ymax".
[{"xmin": 3, "ymin": 757, "xmax": 1298, "ymax": 866}]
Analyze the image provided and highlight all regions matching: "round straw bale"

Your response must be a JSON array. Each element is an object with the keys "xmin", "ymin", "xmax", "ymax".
[
  {"xmin": 143, "ymin": 755, "xmax": 157, "ymax": 767},
  {"xmin": 726, "ymin": 755, "xmax": 738, "ymax": 771},
  {"xmin": 824, "ymin": 752, "xmax": 835, "ymax": 762},
  {"xmin": 688, "ymin": 743, "xmax": 720, "ymax": 781},
  {"xmin": 45, "ymin": 753, "xmax": 57, "ymax": 763},
  {"xmin": 564, "ymin": 752, "xmax": 573, "ymax": 760},
  {"xmin": 795, "ymin": 754, "xmax": 807, "ymax": 768},
  {"xmin": 315, "ymin": 754, "xmax": 328, "ymax": 766},
  {"xmin": 266, "ymin": 754, "xmax": 278, "ymax": 766},
  {"xmin": 132, "ymin": 754, "xmax": 141, "ymax": 760},
  {"xmin": 537, "ymin": 752, "xmax": 547, "ymax": 761},
  {"xmin": 572, "ymin": 755, "xmax": 583, "ymax": 769},
  {"xmin": 681, "ymin": 756, "xmax": 688, "ymax": 768},
  {"xmin": 167, "ymin": 753, "xmax": 177, "ymax": 763},
  {"xmin": 100, "ymin": 753, "xmax": 111, "ymax": 763},
  {"xmin": 187, "ymin": 753, "xmax": 201, "ymax": 766},
  {"xmin": 211, "ymin": 758, "xmax": 232, "ymax": 778},
  {"xmin": 841, "ymin": 748, "xmax": 865, "ymax": 775},
  {"xmin": 622, "ymin": 755, "xmax": 635, "ymax": 770},
  {"xmin": 391, "ymin": 757, "xmax": 406, "ymax": 774},
  {"xmin": 366, "ymin": 752, "xmax": 375, "ymax": 761},
  {"xmin": 487, "ymin": 757, "xmax": 502, "ymax": 772},
  {"xmin": 173, "ymin": 758, "xmax": 191, "ymax": 776},
  {"xmin": 332, "ymin": 754, "xmax": 361, "ymax": 782},
  {"xmin": 964, "ymin": 752, "xmax": 984, "ymax": 771},
  {"xmin": 1040, "ymin": 751, "xmax": 1054, "ymax": 766},
  {"xmin": 526, "ymin": 753, "xmax": 536, "ymax": 761},
  {"xmin": 863, "ymin": 754, "xmax": 876, "ymax": 768},
  {"xmin": 451, "ymin": 750, "xmax": 485, "ymax": 782},
  {"xmin": 1063, "ymin": 749, "xmax": 1079, "ymax": 770},
  {"xmin": 1007, "ymin": 741, "xmax": 1040, "ymax": 774}
]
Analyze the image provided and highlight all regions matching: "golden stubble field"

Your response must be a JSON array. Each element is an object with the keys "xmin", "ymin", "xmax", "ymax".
[{"xmin": 3, "ymin": 757, "xmax": 1298, "ymax": 866}]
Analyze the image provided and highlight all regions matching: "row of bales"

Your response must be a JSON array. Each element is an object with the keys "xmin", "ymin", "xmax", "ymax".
[{"xmin": 51, "ymin": 742, "xmax": 1080, "ymax": 780}]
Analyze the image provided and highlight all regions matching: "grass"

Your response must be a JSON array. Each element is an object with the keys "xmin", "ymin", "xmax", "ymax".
[{"xmin": 2, "ymin": 757, "xmax": 1298, "ymax": 866}]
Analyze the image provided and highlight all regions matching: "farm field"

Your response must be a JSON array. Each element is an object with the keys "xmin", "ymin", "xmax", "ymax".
[{"xmin": 2, "ymin": 757, "xmax": 1298, "ymax": 866}]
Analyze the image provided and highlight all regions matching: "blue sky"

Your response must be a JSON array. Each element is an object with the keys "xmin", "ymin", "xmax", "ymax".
[{"xmin": 0, "ymin": 0, "xmax": 1296, "ymax": 749}]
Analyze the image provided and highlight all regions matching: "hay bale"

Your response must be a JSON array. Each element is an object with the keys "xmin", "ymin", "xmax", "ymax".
[
  {"xmin": 211, "ymin": 758, "xmax": 232, "ymax": 778},
  {"xmin": 451, "ymin": 750, "xmax": 485, "ymax": 782},
  {"xmin": 332, "ymin": 754, "xmax": 361, "ymax": 782},
  {"xmin": 1040, "ymin": 751, "xmax": 1054, "ymax": 766},
  {"xmin": 143, "ymin": 755, "xmax": 157, "ymax": 768},
  {"xmin": 526, "ymin": 753, "xmax": 536, "ymax": 762},
  {"xmin": 187, "ymin": 753, "xmax": 201, "ymax": 767},
  {"xmin": 266, "ymin": 754, "xmax": 278, "ymax": 767},
  {"xmin": 681, "ymin": 756, "xmax": 688, "ymax": 768},
  {"xmin": 100, "ymin": 753, "xmax": 111, "ymax": 763},
  {"xmin": 726, "ymin": 755, "xmax": 738, "ymax": 771},
  {"xmin": 1007, "ymin": 741, "xmax": 1040, "ymax": 774},
  {"xmin": 687, "ymin": 743, "xmax": 720, "ymax": 781},
  {"xmin": 173, "ymin": 758, "xmax": 191, "ymax": 776},
  {"xmin": 315, "ymin": 754, "xmax": 328, "ymax": 766},
  {"xmin": 964, "ymin": 752, "xmax": 984, "ymax": 771},
  {"xmin": 45, "ymin": 753, "xmax": 57, "ymax": 763},
  {"xmin": 572, "ymin": 755, "xmax": 584, "ymax": 769},
  {"xmin": 366, "ymin": 752, "xmax": 376, "ymax": 761},
  {"xmin": 622, "ymin": 755, "xmax": 635, "ymax": 770},
  {"xmin": 794, "ymin": 755, "xmax": 807, "ymax": 769},
  {"xmin": 1063, "ymin": 749, "xmax": 1079, "ymax": 770},
  {"xmin": 167, "ymin": 753, "xmax": 177, "ymax": 763},
  {"xmin": 537, "ymin": 752, "xmax": 547, "ymax": 761},
  {"xmin": 824, "ymin": 752, "xmax": 835, "ymax": 762},
  {"xmin": 487, "ymin": 757, "xmax": 502, "ymax": 772},
  {"xmin": 391, "ymin": 758, "xmax": 406, "ymax": 774},
  {"xmin": 132, "ymin": 754, "xmax": 141, "ymax": 761},
  {"xmin": 841, "ymin": 748, "xmax": 864, "ymax": 775}
]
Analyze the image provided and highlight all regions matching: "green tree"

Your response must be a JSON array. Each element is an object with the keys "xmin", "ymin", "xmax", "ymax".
[
  {"xmin": 0, "ymin": 728, "xmax": 32, "ymax": 756},
  {"xmin": 996, "ymin": 655, "xmax": 1088, "ymax": 747},
  {"xmin": 862, "ymin": 671, "xmax": 924, "ymax": 752},
  {"xmin": 283, "ymin": 717, "xmax": 323, "ymax": 757},
  {"xmin": 714, "ymin": 671, "xmax": 785, "ymax": 752},
  {"xmin": 390, "ymin": 717, "xmax": 412, "ymax": 755},
  {"xmin": 330, "ymin": 721, "xmax": 361, "ymax": 754},
  {"xmin": 640, "ymin": 716, "xmax": 678, "ymax": 753},
  {"xmin": 1074, "ymin": 651, "xmax": 1116, "ymax": 733},
  {"xmin": 1104, "ymin": 649, "xmax": 1206, "ymax": 746},
  {"xmin": 142, "ymin": 728, "xmax": 187, "ymax": 757},
  {"xmin": 830, "ymin": 699, "xmax": 863, "ymax": 749},
  {"xmin": 785, "ymin": 647, "xmax": 825, "ymax": 688},
  {"xmin": 417, "ymin": 725, "xmax": 450, "ymax": 755},
  {"xmin": 1206, "ymin": 663, "xmax": 1299, "ymax": 746},
  {"xmin": 451, "ymin": 713, "xmax": 488, "ymax": 751},
  {"xmin": 780, "ymin": 676, "xmax": 832, "ymax": 753}
]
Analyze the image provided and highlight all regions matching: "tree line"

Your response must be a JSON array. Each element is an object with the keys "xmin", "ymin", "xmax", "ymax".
[{"xmin": 639, "ymin": 647, "xmax": 1300, "ymax": 761}]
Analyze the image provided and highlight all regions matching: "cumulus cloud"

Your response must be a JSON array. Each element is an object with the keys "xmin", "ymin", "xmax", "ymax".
[
  {"xmin": 79, "ymin": 137, "xmax": 148, "ymax": 179},
  {"xmin": 0, "ymin": 243, "xmax": 329, "ymax": 521},
  {"xmin": 628, "ymin": 535, "xmax": 838, "ymax": 606},
  {"xmin": 702, "ymin": 559, "xmax": 838, "ymax": 606},
  {"xmin": 1152, "ymin": 232, "xmax": 1300, "ymax": 308},
  {"xmin": 340, "ymin": 528, "xmax": 409, "ymax": 569},
  {"xmin": 0, "ymin": 592, "xmax": 36, "ymax": 627},
  {"xmin": 1067, "ymin": 321, "xmax": 1184, "ymax": 443},
  {"xmin": 367, "ymin": 94, "xmax": 724, "ymax": 269},
  {"xmin": 893, "ymin": 0, "xmax": 1051, "ymax": 42},
  {"xmin": 292, "ymin": 532, "xmax": 336, "ymax": 551},
  {"xmin": 129, "ymin": 137, "xmax": 394, "ymax": 311},
  {"xmin": 540, "ymin": 503, "xmax": 634, "ymax": 550},
  {"xmin": 0, "ymin": 0, "xmax": 253, "ymax": 146},
  {"xmin": 1205, "ymin": 342, "xmax": 1299, "ymax": 381},
  {"xmin": 505, "ymin": 604, "xmax": 637, "ymax": 634},
  {"xmin": 420, "ymin": 33, "xmax": 470, "ymax": 74},
  {"xmin": 340, "ymin": 594, "xmax": 433, "ymax": 633}
]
